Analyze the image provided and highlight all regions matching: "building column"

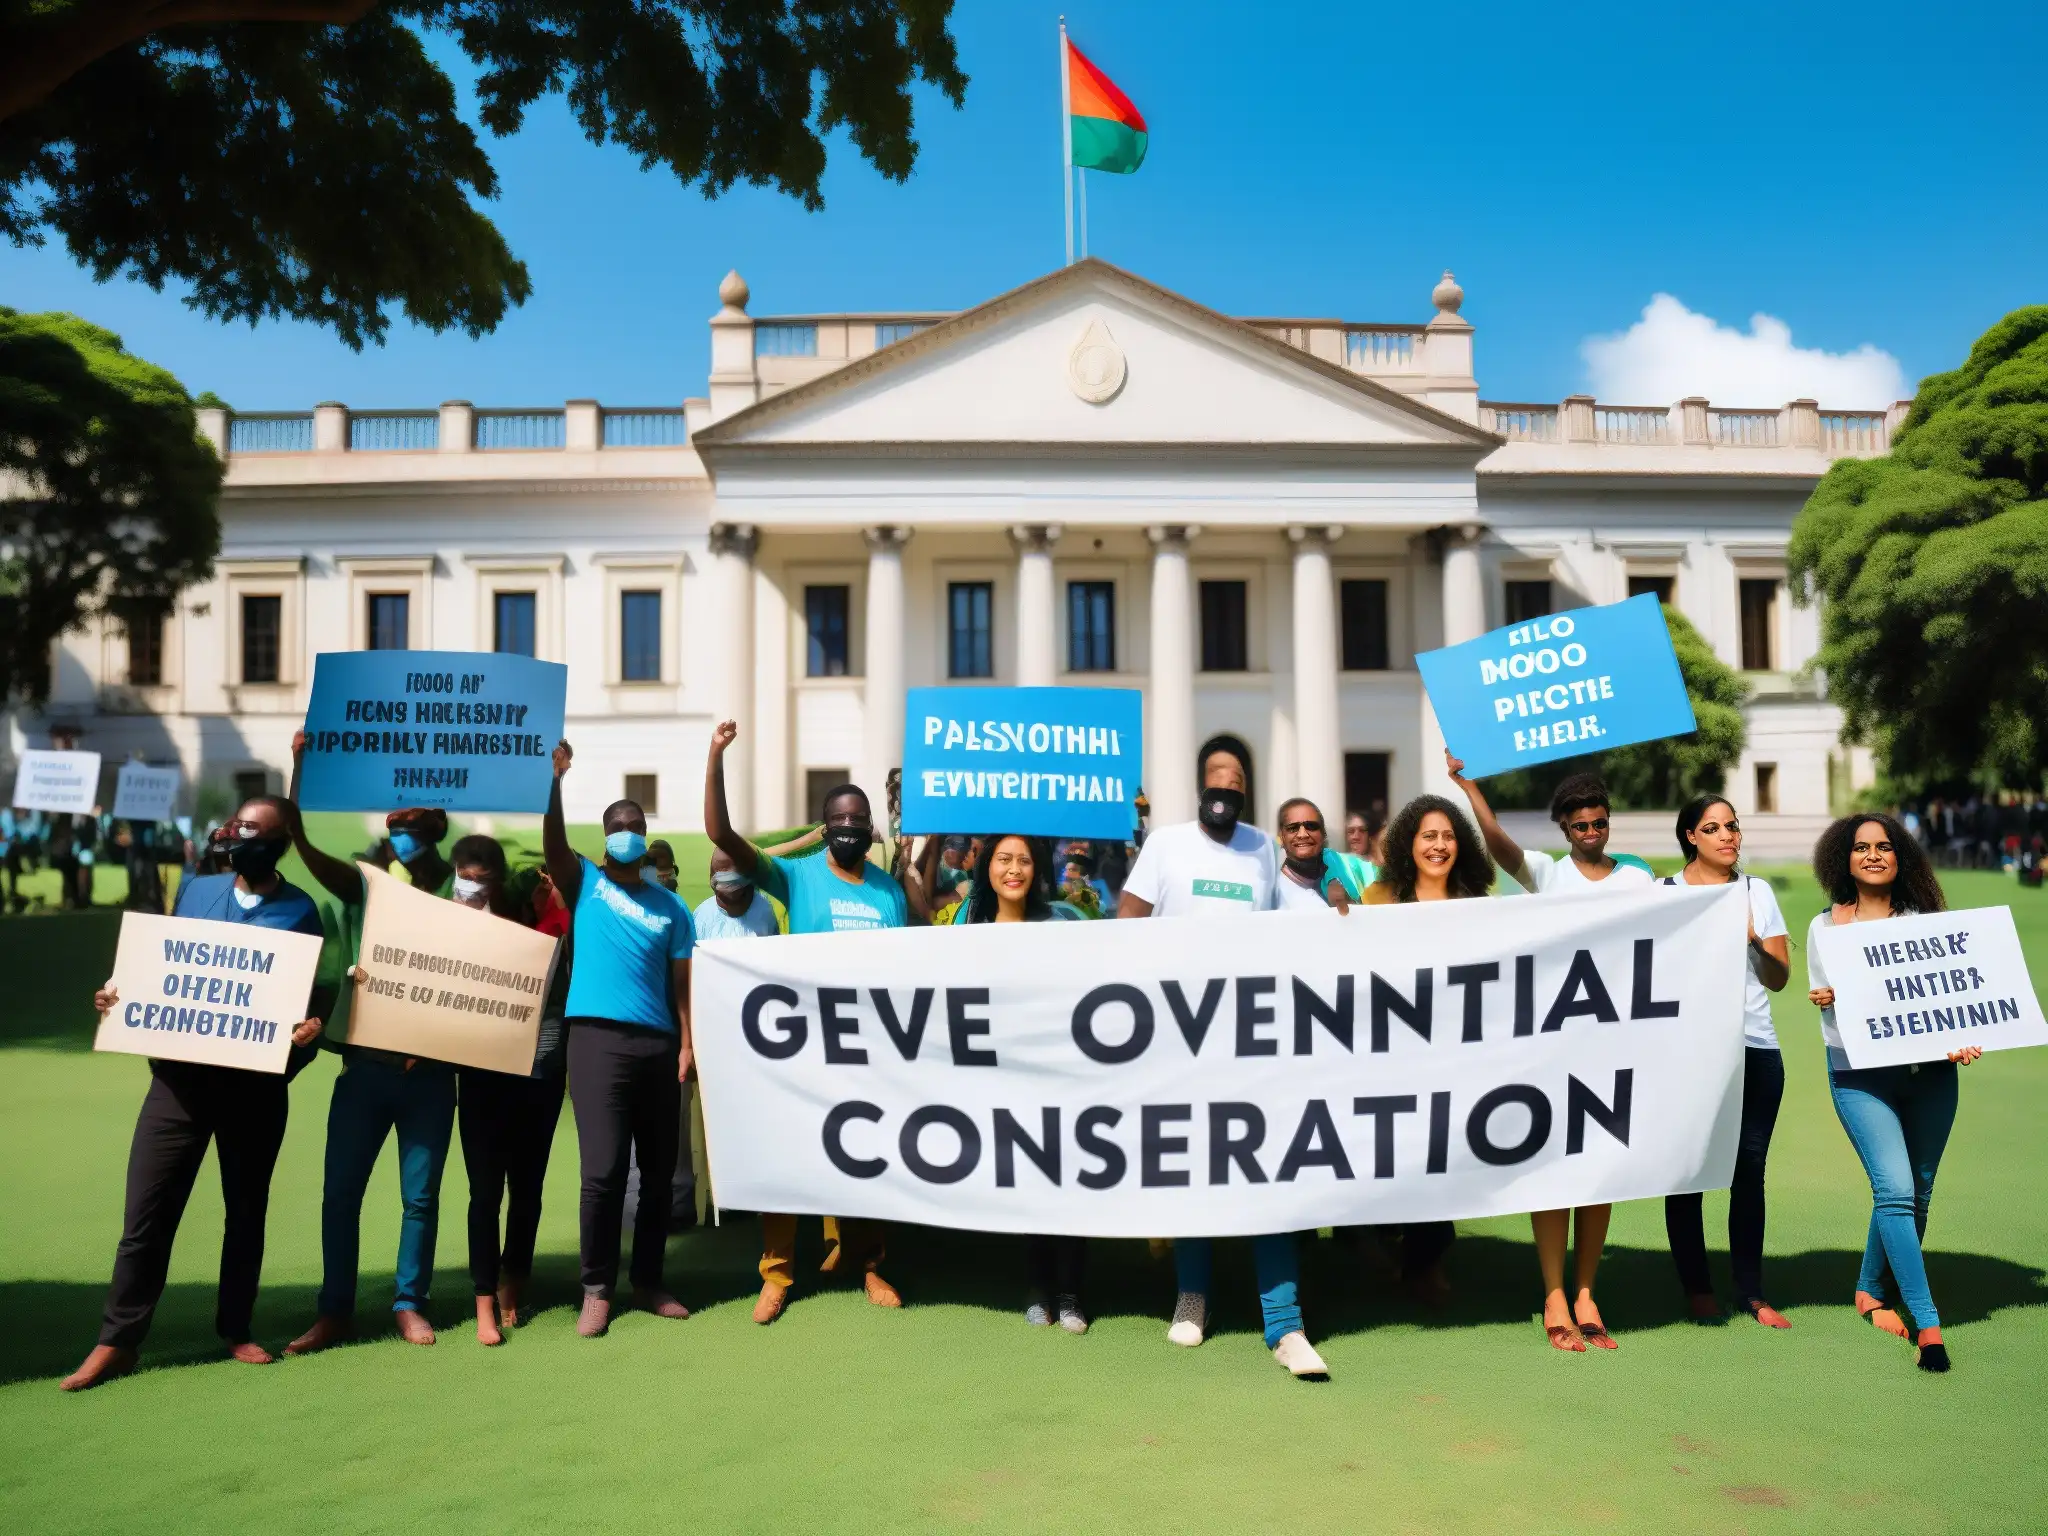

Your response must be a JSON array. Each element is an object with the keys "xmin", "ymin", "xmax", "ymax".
[
  {"xmin": 751, "ymin": 559, "xmax": 791, "ymax": 830},
  {"xmin": 857, "ymin": 525, "xmax": 911, "ymax": 816},
  {"xmin": 707, "ymin": 522, "xmax": 758, "ymax": 831},
  {"xmin": 1289, "ymin": 526, "xmax": 1344, "ymax": 828},
  {"xmin": 1423, "ymin": 524, "xmax": 1487, "ymax": 801},
  {"xmin": 1146, "ymin": 525, "xmax": 1198, "ymax": 826},
  {"xmin": 1010, "ymin": 524, "xmax": 1061, "ymax": 687}
]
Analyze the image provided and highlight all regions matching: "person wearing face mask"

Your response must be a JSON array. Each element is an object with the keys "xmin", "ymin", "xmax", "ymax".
[
  {"xmin": 1806, "ymin": 812, "xmax": 1976, "ymax": 1374},
  {"xmin": 280, "ymin": 733, "xmax": 463, "ymax": 1354},
  {"xmin": 705, "ymin": 719, "xmax": 907, "ymax": 1321},
  {"xmin": 541, "ymin": 740, "xmax": 696, "ymax": 1338},
  {"xmin": 1118, "ymin": 746, "xmax": 1328, "ymax": 1378},
  {"xmin": 1272, "ymin": 797, "xmax": 1370, "ymax": 912},
  {"xmin": 63, "ymin": 796, "xmax": 332, "ymax": 1390},
  {"xmin": 647, "ymin": 839, "xmax": 681, "ymax": 894}
]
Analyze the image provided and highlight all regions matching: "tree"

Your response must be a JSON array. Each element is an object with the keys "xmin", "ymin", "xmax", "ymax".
[
  {"xmin": 0, "ymin": 308, "xmax": 221, "ymax": 703},
  {"xmin": 0, "ymin": 2, "xmax": 967, "ymax": 348},
  {"xmin": 1482, "ymin": 606, "xmax": 1750, "ymax": 812},
  {"xmin": 1789, "ymin": 307, "xmax": 2048, "ymax": 792}
]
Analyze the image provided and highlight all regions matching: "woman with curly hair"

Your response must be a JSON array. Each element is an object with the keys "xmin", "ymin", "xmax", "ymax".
[{"xmin": 1807, "ymin": 812, "xmax": 1979, "ymax": 1373}]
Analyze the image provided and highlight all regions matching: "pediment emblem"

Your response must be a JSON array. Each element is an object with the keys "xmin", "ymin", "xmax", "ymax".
[{"xmin": 1066, "ymin": 317, "xmax": 1127, "ymax": 405}]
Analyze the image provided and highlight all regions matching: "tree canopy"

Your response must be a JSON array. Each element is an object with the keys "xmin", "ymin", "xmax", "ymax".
[
  {"xmin": 0, "ymin": 2, "xmax": 967, "ymax": 348},
  {"xmin": 0, "ymin": 308, "xmax": 221, "ymax": 704},
  {"xmin": 1789, "ymin": 307, "xmax": 2048, "ymax": 792}
]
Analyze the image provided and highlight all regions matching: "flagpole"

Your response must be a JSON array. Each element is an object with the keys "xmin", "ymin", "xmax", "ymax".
[
  {"xmin": 1059, "ymin": 18, "xmax": 1074, "ymax": 266},
  {"xmin": 1079, "ymin": 167, "xmax": 1088, "ymax": 259}
]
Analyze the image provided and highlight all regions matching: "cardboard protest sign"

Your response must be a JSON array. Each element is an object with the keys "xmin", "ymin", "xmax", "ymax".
[
  {"xmin": 297, "ymin": 650, "xmax": 567, "ymax": 813},
  {"xmin": 901, "ymin": 685, "xmax": 1141, "ymax": 840},
  {"xmin": 1415, "ymin": 594, "xmax": 1696, "ymax": 778},
  {"xmin": 345, "ymin": 862, "xmax": 556, "ymax": 1074},
  {"xmin": 95, "ymin": 912, "xmax": 324, "ymax": 1074},
  {"xmin": 12, "ymin": 749, "xmax": 101, "ymax": 815},
  {"xmin": 1812, "ymin": 905, "xmax": 2048, "ymax": 1069},
  {"xmin": 113, "ymin": 762, "xmax": 181, "ymax": 822}
]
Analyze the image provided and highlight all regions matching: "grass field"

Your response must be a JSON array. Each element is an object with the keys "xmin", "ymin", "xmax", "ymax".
[{"xmin": 2, "ymin": 867, "xmax": 2045, "ymax": 1533}]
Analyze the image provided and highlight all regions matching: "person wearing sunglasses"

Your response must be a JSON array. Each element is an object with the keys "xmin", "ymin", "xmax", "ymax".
[
  {"xmin": 1448, "ymin": 755, "xmax": 1650, "ymax": 1351},
  {"xmin": 1657, "ymin": 794, "xmax": 1793, "ymax": 1330},
  {"xmin": 1273, "ymin": 798, "xmax": 1372, "ymax": 912}
]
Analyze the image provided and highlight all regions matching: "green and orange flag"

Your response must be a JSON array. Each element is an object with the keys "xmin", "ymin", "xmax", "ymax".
[{"xmin": 1065, "ymin": 38, "xmax": 1148, "ymax": 174}]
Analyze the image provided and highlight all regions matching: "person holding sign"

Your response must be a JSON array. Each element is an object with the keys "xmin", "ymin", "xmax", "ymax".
[
  {"xmin": 62, "ymin": 794, "xmax": 332, "ymax": 1392},
  {"xmin": 1658, "ymin": 796, "xmax": 1793, "ymax": 1329},
  {"xmin": 544, "ymin": 741, "xmax": 696, "ymax": 1338},
  {"xmin": 1118, "ymin": 744, "xmax": 1329, "ymax": 1378},
  {"xmin": 705, "ymin": 720, "xmax": 906, "ymax": 1320},
  {"xmin": 1807, "ymin": 813, "xmax": 1977, "ymax": 1374}
]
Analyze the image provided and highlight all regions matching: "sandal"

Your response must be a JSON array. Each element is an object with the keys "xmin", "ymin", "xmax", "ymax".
[
  {"xmin": 1545, "ymin": 1323, "xmax": 1587, "ymax": 1352},
  {"xmin": 1576, "ymin": 1322, "xmax": 1618, "ymax": 1350},
  {"xmin": 1743, "ymin": 1298, "xmax": 1791, "ymax": 1330}
]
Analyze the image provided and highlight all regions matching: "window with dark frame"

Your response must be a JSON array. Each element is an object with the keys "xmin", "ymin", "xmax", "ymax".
[
  {"xmin": 623, "ymin": 773, "xmax": 659, "ymax": 815},
  {"xmin": 1739, "ymin": 578, "xmax": 1780, "ymax": 670},
  {"xmin": 1627, "ymin": 574, "xmax": 1675, "ymax": 606},
  {"xmin": 1754, "ymin": 762, "xmax": 1778, "ymax": 814},
  {"xmin": 620, "ymin": 589, "xmax": 662, "ymax": 682},
  {"xmin": 1339, "ymin": 579, "xmax": 1389, "ymax": 670},
  {"xmin": 241, "ymin": 595, "xmax": 281, "ymax": 684},
  {"xmin": 1503, "ymin": 580, "xmax": 1552, "ymax": 626},
  {"xmin": 804, "ymin": 585, "xmax": 850, "ymax": 677},
  {"xmin": 1067, "ymin": 581, "xmax": 1116, "ymax": 672},
  {"xmin": 948, "ymin": 581, "xmax": 994, "ymax": 679},
  {"xmin": 120, "ymin": 600, "xmax": 166, "ymax": 686},
  {"xmin": 366, "ymin": 592, "xmax": 410, "ymax": 651},
  {"xmin": 493, "ymin": 591, "xmax": 537, "ymax": 657},
  {"xmin": 1199, "ymin": 580, "xmax": 1249, "ymax": 672}
]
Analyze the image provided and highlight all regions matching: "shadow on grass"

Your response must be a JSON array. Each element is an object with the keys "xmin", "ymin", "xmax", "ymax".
[{"xmin": 11, "ymin": 1223, "xmax": 2043, "ymax": 1389}]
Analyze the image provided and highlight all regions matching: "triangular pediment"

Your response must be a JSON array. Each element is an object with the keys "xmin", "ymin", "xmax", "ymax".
[{"xmin": 693, "ymin": 260, "xmax": 1498, "ymax": 454}]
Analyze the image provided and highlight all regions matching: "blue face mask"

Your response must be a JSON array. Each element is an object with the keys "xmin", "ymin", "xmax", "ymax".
[
  {"xmin": 605, "ymin": 829, "xmax": 647, "ymax": 864},
  {"xmin": 388, "ymin": 830, "xmax": 430, "ymax": 865}
]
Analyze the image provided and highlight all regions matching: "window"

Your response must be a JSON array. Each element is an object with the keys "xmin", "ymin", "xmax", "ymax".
[
  {"xmin": 493, "ymin": 591, "xmax": 537, "ymax": 657},
  {"xmin": 805, "ymin": 769, "xmax": 850, "ymax": 822},
  {"xmin": 623, "ymin": 774, "xmax": 659, "ymax": 815},
  {"xmin": 1754, "ymin": 762, "xmax": 1778, "ymax": 814},
  {"xmin": 366, "ymin": 592, "xmax": 410, "ymax": 651},
  {"xmin": 1339, "ymin": 580, "xmax": 1389, "ymax": 671},
  {"xmin": 241, "ymin": 595, "xmax": 281, "ymax": 684},
  {"xmin": 805, "ymin": 585, "xmax": 850, "ymax": 677},
  {"xmin": 233, "ymin": 769, "xmax": 270, "ymax": 804},
  {"xmin": 120, "ymin": 601, "xmax": 165, "ymax": 686},
  {"xmin": 1739, "ymin": 579, "xmax": 1780, "ymax": 670},
  {"xmin": 1504, "ymin": 580, "xmax": 1552, "ymax": 625},
  {"xmin": 1068, "ymin": 581, "xmax": 1116, "ymax": 672},
  {"xmin": 620, "ymin": 590, "xmax": 662, "ymax": 682},
  {"xmin": 948, "ymin": 581, "xmax": 994, "ymax": 679},
  {"xmin": 1628, "ymin": 574, "xmax": 1675, "ymax": 606},
  {"xmin": 1344, "ymin": 752, "xmax": 1390, "ymax": 826},
  {"xmin": 875, "ymin": 322, "xmax": 928, "ymax": 347},
  {"xmin": 1199, "ymin": 581, "xmax": 1249, "ymax": 672},
  {"xmin": 755, "ymin": 324, "xmax": 817, "ymax": 357}
]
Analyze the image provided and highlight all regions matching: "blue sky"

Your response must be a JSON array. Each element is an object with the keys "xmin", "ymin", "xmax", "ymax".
[{"xmin": 2, "ymin": 0, "xmax": 2041, "ymax": 410}]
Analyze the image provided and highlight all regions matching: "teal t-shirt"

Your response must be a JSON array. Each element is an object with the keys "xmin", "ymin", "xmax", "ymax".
[
  {"xmin": 563, "ymin": 857, "xmax": 695, "ymax": 1031},
  {"xmin": 758, "ymin": 852, "xmax": 907, "ymax": 935}
]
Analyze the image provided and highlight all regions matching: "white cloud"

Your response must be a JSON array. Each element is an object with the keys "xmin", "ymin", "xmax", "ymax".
[{"xmin": 1581, "ymin": 294, "xmax": 1905, "ymax": 408}]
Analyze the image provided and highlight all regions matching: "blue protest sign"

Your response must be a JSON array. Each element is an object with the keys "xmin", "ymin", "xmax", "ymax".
[
  {"xmin": 1414, "ymin": 594, "xmax": 1696, "ymax": 778},
  {"xmin": 902, "ymin": 686, "xmax": 1142, "ymax": 840},
  {"xmin": 298, "ymin": 651, "xmax": 567, "ymax": 812}
]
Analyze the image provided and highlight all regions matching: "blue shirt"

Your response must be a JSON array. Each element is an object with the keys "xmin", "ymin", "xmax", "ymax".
[
  {"xmin": 692, "ymin": 891, "xmax": 781, "ymax": 941},
  {"xmin": 758, "ymin": 853, "xmax": 906, "ymax": 935},
  {"xmin": 173, "ymin": 871, "xmax": 325, "ymax": 939},
  {"xmin": 563, "ymin": 857, "xmax": 694, "ymax": 1031}
]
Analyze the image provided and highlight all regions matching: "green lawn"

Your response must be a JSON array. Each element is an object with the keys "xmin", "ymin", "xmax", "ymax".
[{"xmin": 2, "ymin": 869, "xmax": 2044, "ymax": 1533}]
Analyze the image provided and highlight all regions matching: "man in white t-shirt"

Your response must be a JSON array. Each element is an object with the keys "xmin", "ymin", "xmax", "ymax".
[
  {"xmin": 1118, "ymin": 745, "xmax": 1327, "ymax": 1379},
  {"xmin": 1447, "ymin": 751, "xmax": 1656, "ymax": 896}
]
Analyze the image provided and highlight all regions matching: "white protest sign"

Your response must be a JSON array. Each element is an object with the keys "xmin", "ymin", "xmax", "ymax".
[
  {"xmin": 694, "ymin": 883, "xmax": 1748, "ymax": 1237},
  {"xmin": 112, "ymin": 762, "xmax": 181, "ymax": 822},
  {"xmin": 12, "ymin": 749, "xmax": 101, "ymax": 815},
  {"xmin": 96, "ymin": 912, "xmax": 324, "ymax": 1074},
  {"xmin": 1813, "ymin": 905, "xmax": 2048, "ymax": 1069}
]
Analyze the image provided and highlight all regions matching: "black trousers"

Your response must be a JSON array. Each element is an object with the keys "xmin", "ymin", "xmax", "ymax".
[
  {"xmin": 1666, "ymin": 1045, "xmax": 1786, "ymax": 1303},
  {"xmin": 457, "ymin": 1066, "xmax": 566, "ymax": 1295},
  {"xmin": 99, "ymin": 1062, "xmax": 290, "ymax": 1349},
  {"xmin": 1026, "ymin": 1235, "xmax": 1086, "ymax": 1299},
  {"xmin": 567, "ymin": 1021, "xmax": 680, "ymax": 1295}
]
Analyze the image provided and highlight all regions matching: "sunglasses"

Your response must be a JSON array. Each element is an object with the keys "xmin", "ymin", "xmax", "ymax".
[
  {"xmin": 1565, "ymin": 817, "xmax": 1610, "ymax": 834},
  {"xmin": 1282, "ymin": 819, "xmax": 1323, "ymax": 834}
]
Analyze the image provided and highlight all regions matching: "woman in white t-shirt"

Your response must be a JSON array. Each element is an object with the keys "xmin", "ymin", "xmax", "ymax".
[{"xmin": 1659, "ymin": 795, "xmax": 1792, "ymax": 1327}]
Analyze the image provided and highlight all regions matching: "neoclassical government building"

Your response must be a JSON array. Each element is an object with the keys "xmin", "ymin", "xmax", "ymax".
[{"xmin": 34, "ymin": 259, "xmax": 1900, "ymax": 833}]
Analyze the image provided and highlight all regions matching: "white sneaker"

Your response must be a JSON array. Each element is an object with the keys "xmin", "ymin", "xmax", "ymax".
[
  {"xmin": 1272, "ymin": 1331, "xmax": 1329, "ymax": 1377},
  {"xmin": 1167, "ymin": 1291, "xmax": 1207, "ymax": 1347}
]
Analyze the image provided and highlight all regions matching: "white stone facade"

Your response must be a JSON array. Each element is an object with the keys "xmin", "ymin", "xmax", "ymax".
[{"xmin": 20, "ymin": 260, "xmax": 1895, "ymax": 832}]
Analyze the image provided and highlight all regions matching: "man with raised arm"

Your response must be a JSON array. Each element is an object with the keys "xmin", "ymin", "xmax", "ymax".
[{"xmin": 704, "ymin": 719, "xmax": 905, "ymax": 1322}]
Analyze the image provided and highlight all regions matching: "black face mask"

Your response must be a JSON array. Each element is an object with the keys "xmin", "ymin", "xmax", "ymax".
[
  {"xmin": 1285, "ymin": 852, "xmax": 1325, "ymax": 881},
  {"xmin": 1198, "ymin": 786, "xmax": 1245, "ymax": 832},
  {"xmin": 227, "ymin": 835, "xmax": 289, "ymax": 882},
  {"xmin": 825, "ymin": 825, "xmax": 874, "ymax": 869}
]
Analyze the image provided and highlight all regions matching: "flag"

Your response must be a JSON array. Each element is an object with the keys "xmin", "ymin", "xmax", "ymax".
[{"xmin": 1066, "ymin": 40, "xmax": 1148, "ymax": 175}]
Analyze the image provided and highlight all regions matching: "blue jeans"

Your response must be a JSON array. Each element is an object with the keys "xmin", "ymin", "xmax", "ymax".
[
  {"xmin": 1174, "ymin": 1235, "xmax": 1302, "ymax": 1348},
  {"xmin": 317, "ymin": 1055, "xmax": 457, "ymax": 1316},
  {"xmin": 1828, "ymin": 1060, "xmax": 1958, "ymax": 1330}
]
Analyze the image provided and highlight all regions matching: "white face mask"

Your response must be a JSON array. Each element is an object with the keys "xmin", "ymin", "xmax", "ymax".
[
  {"xmin": 451, "ymin": 875, "xmax": 490, "ymax": 905},
  {"xmin": 231, "ymin": 883, "xmax": 263, "ymax": 910}
]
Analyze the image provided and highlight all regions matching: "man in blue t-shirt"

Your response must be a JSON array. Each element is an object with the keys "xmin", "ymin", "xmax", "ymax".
[
  {"xmin": 704, "ymin": 719, "xmax": 906, "ymax": 1316},
  {"xmin": 542, "ymin": 740, "xmax": 696, "ymax": 1338},
  {"xmin": 63, "ymin": 794, "xmax": 332, "ymax": 1391}
]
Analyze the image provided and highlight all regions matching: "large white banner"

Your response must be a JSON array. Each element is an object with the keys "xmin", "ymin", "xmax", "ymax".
[
  {"xmin": 694, "ymin": 882, "xmax": 1748, "ymax": 1237},
  {"xmin": 1813, "ymin": 905, "xmax": 2048, "ymax": 1068}
]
